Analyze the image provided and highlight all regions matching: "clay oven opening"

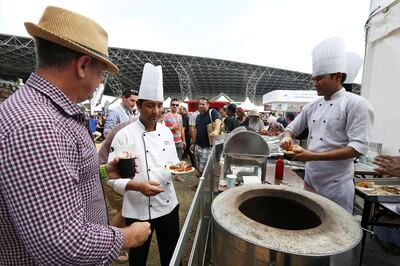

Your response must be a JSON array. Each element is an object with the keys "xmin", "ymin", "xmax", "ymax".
[{"xmin": 239, "ymin": 196, "xmax": 321, "ymax": 230}]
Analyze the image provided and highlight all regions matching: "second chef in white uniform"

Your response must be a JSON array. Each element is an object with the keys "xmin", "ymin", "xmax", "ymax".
[
  {"xmin": 280, "ymin": 37, "xmax": 374, "ymax": 213},
  {"xmin": 108, "ymin": 63, "xmax": 180, "ymax": 266}
]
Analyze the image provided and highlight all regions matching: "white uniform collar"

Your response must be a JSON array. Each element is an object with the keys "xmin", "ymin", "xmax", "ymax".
[
  {"xmin": 327, "ymin": 87, "xmax": 346, "ymax": 101},
  {"xmin": 137, "ymin": 117, "xmax": 158, "ymax": 132}
]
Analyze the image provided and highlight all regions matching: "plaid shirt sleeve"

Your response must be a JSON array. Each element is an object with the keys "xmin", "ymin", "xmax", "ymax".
[{"xmin": 0, "ymin": 122, "xmax": 124, "ymax": 265}]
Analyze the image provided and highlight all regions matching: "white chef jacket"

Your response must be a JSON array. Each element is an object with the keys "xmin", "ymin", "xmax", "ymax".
[
  {"xmin": 107, "ymin": 119, "xmax": 180, "ymax": 220},
  {"xmin": 287, "ymin": 88, "xmax": 374, "ymax": 213}
]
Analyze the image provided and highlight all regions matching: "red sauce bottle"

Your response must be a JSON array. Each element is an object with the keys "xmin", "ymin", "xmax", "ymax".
[{"xmin": 275, "ymin": 158, "xmax": 284, "ymax": 180}]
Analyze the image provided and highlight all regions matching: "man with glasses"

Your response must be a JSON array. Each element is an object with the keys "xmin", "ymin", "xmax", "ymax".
[
  {"xmin": 280, "ymin": 37, "xmax": 373, "ymax": 213},
  {"xmin": 162, "ymin": 98, "xmax": 186, "ymax": 159},
  {"xmin": 104, "ymin": 88, "xmax": 139, "ymax": 138}
]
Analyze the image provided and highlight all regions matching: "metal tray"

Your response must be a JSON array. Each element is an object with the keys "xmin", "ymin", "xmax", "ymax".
[{"xmin": 355, "ymin": 178, "xmax": 400, "ymax": 203}]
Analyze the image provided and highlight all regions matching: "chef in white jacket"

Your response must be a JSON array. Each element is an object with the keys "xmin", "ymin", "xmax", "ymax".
[
  {"xmin": 108, "ymin": 63, "xmax": 180, "ymax": 266},
  {"xmin": 280, "ymin": 37, "xmax": 374, "ymax": 213}
]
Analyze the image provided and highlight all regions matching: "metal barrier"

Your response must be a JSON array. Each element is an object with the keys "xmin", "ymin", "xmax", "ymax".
[{"xmin": 170, "ymin": 144, "xmax": 221, "ymax": 266}]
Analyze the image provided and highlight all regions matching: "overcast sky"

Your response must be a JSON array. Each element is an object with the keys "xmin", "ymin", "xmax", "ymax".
[{"xmin": 0, "ymin": 0, "xmax": 372, "ymax": 83}]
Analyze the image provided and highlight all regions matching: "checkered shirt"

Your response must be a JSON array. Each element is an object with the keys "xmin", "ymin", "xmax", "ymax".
[{"xmin": 0, "ymin": 73, "xmax": 124, "ymax": 265}]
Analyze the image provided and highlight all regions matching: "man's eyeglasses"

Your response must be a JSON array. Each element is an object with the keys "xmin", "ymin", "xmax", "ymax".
[{"xmin": 171, "ymin": 104, "xmax": 179, "ymax": 107}]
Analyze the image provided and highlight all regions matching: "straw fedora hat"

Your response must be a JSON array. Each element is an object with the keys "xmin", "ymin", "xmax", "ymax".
[
  {"xmin": 248, "ymin": 109, "xmax": 260, "ymax": 117},
  {"xmin": 24, "ymin": 6, "xmax": 118, "ymax": 73}
]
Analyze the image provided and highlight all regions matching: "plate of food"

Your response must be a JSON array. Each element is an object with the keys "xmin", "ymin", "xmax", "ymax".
[
  {"xmin": 283, "ymin": 144, "xmax": 304, "ymax": 158},
  {"xmin": 355, "ymin": 181, "xmax": 400, "ymax": 195},
  {"xmin": 165, "ymin": 162, "xmax": 195, "ymax": 174}
]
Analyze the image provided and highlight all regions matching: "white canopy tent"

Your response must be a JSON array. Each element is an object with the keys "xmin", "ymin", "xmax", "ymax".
[
  {"xmin": 262, "ymin": 90, "xmax": 320, "ymax": 112},
  {"xmin": 238, "ymin": 97, "xmax": 263, "ymax": 112},
  {"xmin": 362, "ymin": 0, "xmax": 400, "ymax": 154}
]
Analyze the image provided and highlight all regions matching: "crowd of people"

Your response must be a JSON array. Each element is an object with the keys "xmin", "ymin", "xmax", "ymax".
[{"xmin": 1, "ymin": 5, "xmax": 400, "ymax": 266}]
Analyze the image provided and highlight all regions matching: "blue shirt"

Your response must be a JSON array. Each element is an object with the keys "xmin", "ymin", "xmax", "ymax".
[
  {"xmin": 104, "ymin": 105, "xmax": 134, "ymax": 135},
  {"xmin": 89, "ymin": 117, "xmax": 98, "ymax": 133},
  {"xmin": 195, "ymin": 108, "xmax": 220, "ymax": 147}
]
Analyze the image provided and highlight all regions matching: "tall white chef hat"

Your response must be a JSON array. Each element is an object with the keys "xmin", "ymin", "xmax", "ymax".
[
  {"xmin": 138, "ymin": 63, "xmax": 164, "ymax": 101},
  {"xmin": 312, "ymin": 37, "xmax": 347, "ymax": 77},
  {"xmin": 343, "ymin": 52, "xmax": 363, "ymax": 84}
]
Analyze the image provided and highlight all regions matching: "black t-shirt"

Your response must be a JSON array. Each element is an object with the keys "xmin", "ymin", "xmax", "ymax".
[
  {"xmin": 223, "ymin": 115, "xmax": 240, "ymax": 133},
  {"xmin": 182, "ymin": 113, "xmax": 189, "ymax": 135},
  {"xmin": 195, "ymin": 109, "xmax": 220, "ymax": 147}
]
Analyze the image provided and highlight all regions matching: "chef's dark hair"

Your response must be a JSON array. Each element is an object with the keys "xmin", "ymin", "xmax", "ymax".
[{"xmin": 329, "ymin": 73, "xmax": 347, "ymax": 84}]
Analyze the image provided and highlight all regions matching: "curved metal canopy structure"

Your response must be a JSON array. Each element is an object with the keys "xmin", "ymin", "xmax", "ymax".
[{"xmin": 0, "ymin": 33, "xmax": 317, "ymax": 104}]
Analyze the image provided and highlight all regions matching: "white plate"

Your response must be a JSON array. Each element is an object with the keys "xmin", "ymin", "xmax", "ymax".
[{"xmin": 165, "ymin": 165, "xmax": 195, "ymax": 175}]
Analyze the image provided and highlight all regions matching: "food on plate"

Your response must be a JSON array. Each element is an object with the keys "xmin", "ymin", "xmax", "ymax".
[
  {"xmin": 283, "ymin": 144, "xmax": 304, "ymax": 155},
  {"xmin": 167, "ymin": 161, "xmax": 193, "ymax": 173},
  {"xmin": 292, "ymin": 144, "xmax": 304, "ymax": 153},
  {"xmin": 356, "ymin": 181, "xmax": 400, "ymax": 195},
  {"xmin": 355, "ymin": 181, "xmax": 375, "ymax": 188},
  {"xmin": 379, "ymin": 186, "xmax": 400, "ymax": 194}
]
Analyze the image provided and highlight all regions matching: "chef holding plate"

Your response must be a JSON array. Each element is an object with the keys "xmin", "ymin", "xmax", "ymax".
[
  {"xmin": 108, "ymin": 63, "xmax": 184, "ymax": 266},
  {"xmin": 280, "ymin": 37, "xmax": 374, "ymax": 213}
]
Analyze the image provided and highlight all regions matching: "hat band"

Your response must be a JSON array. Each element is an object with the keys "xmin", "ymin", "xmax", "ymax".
[{"xmin": 69, "ymin": 39, "xmax": 110, "ymax": 61}]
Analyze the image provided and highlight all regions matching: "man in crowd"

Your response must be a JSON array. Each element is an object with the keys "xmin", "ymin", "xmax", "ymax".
[
  {"xmin": 0, "ymin": 6, "xmax": 150, "ymax": 265},
  {"xmin": 285, "ymin": 113, "xmax": 295, "ymax": 124},
  {"xmin": 276, "ymin": 113, "xmax": 288, "ymax": 127},
  {"xmin": 108, "ymin": 63, "xmax": 181, "ymax": 266},
  {"xmin": 89, "ymin": 114, "xmax": 102, "ymax": 142},
  {"xmin": 162, "ymin": 98, "xmax": 186, "ymax": 159},
  {"xmin": 180, "ymin": 105, "xmax": 196, "ymax": 166},
  {"xmin": 104, "ymin": 88, "xmax": 139, "ymax": 138},
  {"xmin": 223, "ymin": 103, "xmax": 240, "ymax": 133},
  {"xmin": 247, "ymin": 109, "xmax": 264, "ymax": 134},
  {"xmin": 191, "ymin": 97, "xmax": 221, "ymax": 187},
  {"xmin": 236, "ymin": 106, "xmax": 248, "ymax": 126},
  {"xmin": 280, "ymin": 37, "xmax": 374, "ymax": 213}
]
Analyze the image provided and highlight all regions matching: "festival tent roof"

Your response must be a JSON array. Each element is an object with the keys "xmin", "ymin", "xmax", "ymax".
[
  {"xmin": 237, "ymin": 97, "xmax": 263, "ymax": 112},
  {"xmin": 211, "ymin": 93, "xmax": 233, "ymax": 102},
  {"xmin": 262, "ymin": 90, "xmax": 320, "ymax": 111}
]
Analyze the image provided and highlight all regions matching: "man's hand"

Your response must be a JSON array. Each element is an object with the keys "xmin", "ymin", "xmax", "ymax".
[
  {"xmin": 121, "ymin": 222, "xmax": 151, "ymax": 249},
  {"xmin": 137, "ymin": 180, "xmax": 165, "ymax": 196},
  {"xmin": 182, "ymin": 141, "xmax": 186, "ymax": 149},
  {"xmin": 373, "ymin": 155, "xmax": 400, "ymax": 177},
  {"xmin": 279, "ymin": 136, "xmax": 293, "ymax": 150},
  {"xmin": 105, "ymin": 156, "xmax": 120, "ymax": 179},
  {"xmin": 293, "ymin": 149, "xmax": 315, "ymax": 162},
  {"xmin": 106, "ymin": 157, "xmax": 140, "ymax": 179}
]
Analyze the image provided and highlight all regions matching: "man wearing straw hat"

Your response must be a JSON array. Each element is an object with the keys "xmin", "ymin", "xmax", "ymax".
[
  {"xmin": 0, "ymin": 6, "xmax": 151, "ymax": 265},
  {"xmin": 280, "ymin": 37, "xmax": 374, "ymax": 213},
  {"xmin": 109, "ymin": 63, "xmax": 181, "ymax": 266}
]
